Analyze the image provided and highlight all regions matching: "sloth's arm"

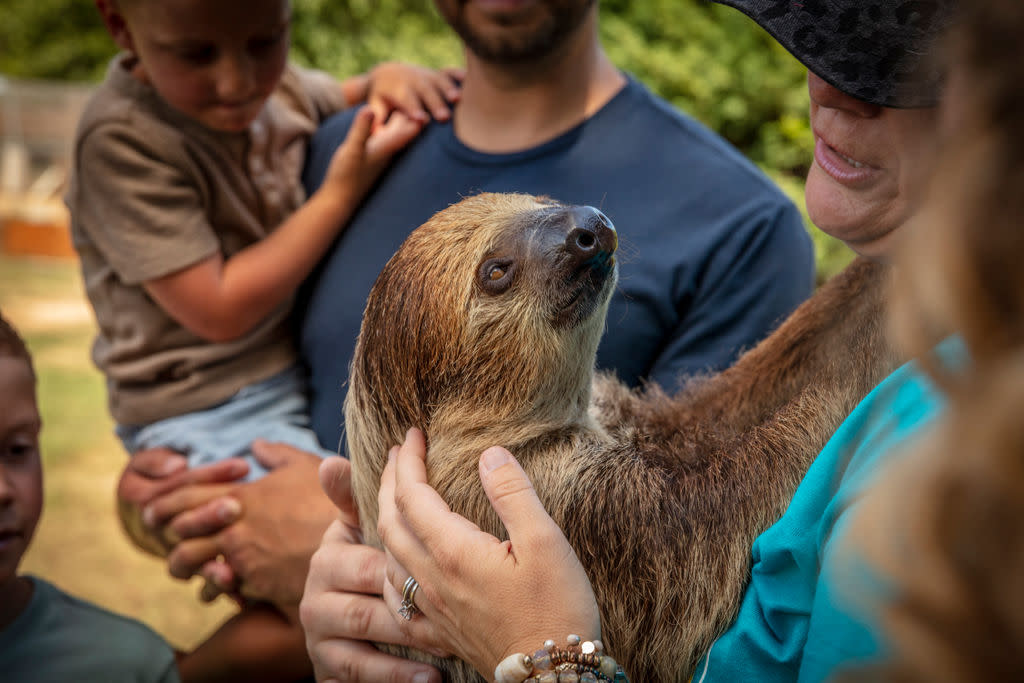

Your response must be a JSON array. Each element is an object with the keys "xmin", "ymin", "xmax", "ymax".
[
  {"xmin": 673, "ymin": 257, "xmax": 898, "ymax": 444},
  {"xmin": 592, "ymin": 257, "xmax": 898, "ymax": 452},
  {"xmin": 572, "ymin": 261, "xmax": 900, "ymax": 681}
]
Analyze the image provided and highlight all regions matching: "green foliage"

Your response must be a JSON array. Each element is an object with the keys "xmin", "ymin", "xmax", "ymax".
[
  {"xmin": 599, "ymin": 1, "xmax": 813, "ymax": 177},
  {"xmin": 0, "ymin": 0, "xmax": 113, "ymax": 82},
  {"xmin": 0, "ymin": 0, "xmax": 851, "ymax": 279},
  {"xmin": 289, "ymin": 0, "xmax": 462, "ymax": 74}
]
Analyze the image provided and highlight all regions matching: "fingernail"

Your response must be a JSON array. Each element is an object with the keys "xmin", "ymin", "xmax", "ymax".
[
  {"xmin": 413, "ymin": 672, "xmax": 434, "ymax": 683},
  {"xmin": 481, "ymin": 447, "xmax": 510, "ymax": 472},
  {"xmin": 218, "ymin": 498, "xmax": 241, "ymax": 522},
  {"xmin": 159, "ymin": 457, "xmax": 185, "ymax": 476},
  {"xmin": 142, "ymin": 505, "xmax": 156, "ymax": 528}
]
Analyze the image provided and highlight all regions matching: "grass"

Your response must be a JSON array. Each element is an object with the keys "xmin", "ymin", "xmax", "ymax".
[{"xmin": 0, "ymin": 254, "xmax": 233, "ymax": 652}]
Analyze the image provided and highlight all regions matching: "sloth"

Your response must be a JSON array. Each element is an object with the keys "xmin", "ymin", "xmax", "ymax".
[{"xmin": 345, "ymin": 192, "xmax": 899, "ymax": 681}]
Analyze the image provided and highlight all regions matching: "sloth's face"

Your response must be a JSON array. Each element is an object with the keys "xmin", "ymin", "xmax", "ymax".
[
  {"xmin": 471, "ymin": 198, "xmax": 618, "ymax": 331},
  {"xmin": 354, "ymin": 193, "xmax": 617, "ymax": 434}
]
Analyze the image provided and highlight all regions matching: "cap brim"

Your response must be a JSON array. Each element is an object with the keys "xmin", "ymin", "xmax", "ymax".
[{"xmin": 714, "ymin": 0, "xmax": 951, "ymax": 108}]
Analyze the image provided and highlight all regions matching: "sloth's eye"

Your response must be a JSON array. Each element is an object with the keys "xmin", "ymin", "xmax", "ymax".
[{"xmin": 478, "ymin": 258, "xmax": 516, "ymax": 295}]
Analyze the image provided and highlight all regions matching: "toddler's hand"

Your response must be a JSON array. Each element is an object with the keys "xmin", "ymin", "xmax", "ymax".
[
  {"xmin": 321, "ymin": 107, "xmax": 421, "ymax": 202},
  {"xmin": 365, "ymin": 61, "xmax": 463, "ymax": 126}
]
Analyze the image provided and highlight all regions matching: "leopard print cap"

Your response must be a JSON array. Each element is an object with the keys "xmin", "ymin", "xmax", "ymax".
[{"xmin": 715, "ymin": 0, "xmax": 957, "ymax": 108}]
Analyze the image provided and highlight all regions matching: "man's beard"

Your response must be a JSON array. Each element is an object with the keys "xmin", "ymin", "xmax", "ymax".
[{"xmin": 451, "ymin": 0, "xmax": 596, "ymax": 65}]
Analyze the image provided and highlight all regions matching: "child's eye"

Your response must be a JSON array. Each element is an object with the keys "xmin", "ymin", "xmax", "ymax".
[
  {"xmin": 248, "ymin": 27, "xmax": 287, "ymax": 55},
  {"xmin": 177, "ymin": 45, "xmax": 218, "ymax": 66},
  {"xmin": 3, "ymin": 438, "xmax": 37, "ymax": 462}
]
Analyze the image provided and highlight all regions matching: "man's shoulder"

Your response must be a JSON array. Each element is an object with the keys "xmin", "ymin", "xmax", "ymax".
[{"xmin": 604, "ymin": 76, "xmax": 795, "ymax": 203}]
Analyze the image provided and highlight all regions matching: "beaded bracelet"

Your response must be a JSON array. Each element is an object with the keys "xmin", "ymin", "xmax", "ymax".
[{"xmin": 493, "ymin": 634, "xmax": 629, "ymax": 683}]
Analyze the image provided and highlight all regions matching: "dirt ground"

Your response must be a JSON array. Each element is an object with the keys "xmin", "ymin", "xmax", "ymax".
[{"xmin": 0, "ymin": 254, "xmax": 234, "ymax": 652}]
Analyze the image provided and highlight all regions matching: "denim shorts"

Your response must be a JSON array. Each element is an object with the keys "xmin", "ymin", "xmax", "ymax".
[{"xmin": 116, "ymin": 364, "xmax": 337, "ymax": 481}]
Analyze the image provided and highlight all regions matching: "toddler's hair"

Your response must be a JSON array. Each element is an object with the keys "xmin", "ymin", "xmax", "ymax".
[{"xmin": 0, "ymin": 313, "xmax": 34, "ymax": 373}]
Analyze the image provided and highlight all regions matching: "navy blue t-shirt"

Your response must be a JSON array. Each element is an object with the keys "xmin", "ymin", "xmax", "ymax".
[{"xmin": 300, "ymin": 76, "xmax": 814, "ymax": 452}]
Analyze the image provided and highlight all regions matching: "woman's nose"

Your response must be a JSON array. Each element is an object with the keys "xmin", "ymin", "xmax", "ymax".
[{"xmin": 807, "ymin": 71, "xmax": 882, "ymax": 118}]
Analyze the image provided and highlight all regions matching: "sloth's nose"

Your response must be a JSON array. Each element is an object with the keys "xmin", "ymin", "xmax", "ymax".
[{"xmin": 566, "ymin": 206, "xmax": 617, "ymax": 262}]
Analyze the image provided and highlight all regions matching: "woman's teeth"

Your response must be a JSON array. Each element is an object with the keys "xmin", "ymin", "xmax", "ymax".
[{"xmin": 834, "ymin": 147, "xmax": 866, "ymax": 168}]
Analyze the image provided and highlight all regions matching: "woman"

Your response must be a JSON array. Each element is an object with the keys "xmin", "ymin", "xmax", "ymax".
[{"xmin": 300, "ymin": 0, "xmax": 958, "ymax": 681}]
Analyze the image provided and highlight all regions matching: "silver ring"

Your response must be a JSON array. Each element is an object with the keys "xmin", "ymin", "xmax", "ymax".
[{"xmin": 398, "ymin": 576, "xmax": 420, "ymax": 620}]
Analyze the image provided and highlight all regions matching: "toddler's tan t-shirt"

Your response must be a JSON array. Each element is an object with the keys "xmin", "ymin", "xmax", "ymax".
[{"xmin": 66, "ymin": 55, "xmax": 348, "ymax": 425}]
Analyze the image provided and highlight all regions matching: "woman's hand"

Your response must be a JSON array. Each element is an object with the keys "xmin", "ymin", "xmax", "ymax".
[
  {"xmin": 377, "ymin": 428, "xmax": 601, "ymax": 679},
  {"xmin": 301, "ymin": 455, "xmax": 444, "ymax": 683}
]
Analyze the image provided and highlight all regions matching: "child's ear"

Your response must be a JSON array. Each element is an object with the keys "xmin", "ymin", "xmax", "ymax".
[{"xmin": 95, "ymin": 0, "xmax": 137, "ymax": 53}]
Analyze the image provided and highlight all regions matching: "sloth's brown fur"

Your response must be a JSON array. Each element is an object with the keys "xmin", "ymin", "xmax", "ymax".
[{"xmin": 345, "ymin": 192, "xmax": 900, "ymax": 681}]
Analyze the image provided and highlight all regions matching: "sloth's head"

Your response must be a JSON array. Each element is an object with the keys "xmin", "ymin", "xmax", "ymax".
[{"xmin": 345, "ymin": 192, "xmax": 618, "ymax": 496}]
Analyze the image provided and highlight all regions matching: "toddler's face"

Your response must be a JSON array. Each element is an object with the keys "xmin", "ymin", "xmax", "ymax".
[
  {"xmin": 0, "ymin": 356, "xmax": 42, "ymax": 585},
  {"xmin": 118, "ymin": 0, "xmax": 291, "ymax": 133}
]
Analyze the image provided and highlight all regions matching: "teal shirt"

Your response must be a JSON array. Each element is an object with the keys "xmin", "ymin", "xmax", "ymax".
[
  {"xmin": 0, "ymin": 576, "xmax": 180, "ymax": 683},
  {"xmin": 696, "ymin": 340, "xmax": 960, "ymax": 683}
]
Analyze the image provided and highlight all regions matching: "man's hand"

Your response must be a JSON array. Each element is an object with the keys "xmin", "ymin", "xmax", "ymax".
[
  {"xmin": 300, "ymin": 456, "xmax": 443, "ymax": 682},
  {"xmin": 164, "ymin": 441, "xmax": 336, "ymax": 610},
  {"xmin": 116, "ymin": 447, "xmax": 249, "ymax": 557}
]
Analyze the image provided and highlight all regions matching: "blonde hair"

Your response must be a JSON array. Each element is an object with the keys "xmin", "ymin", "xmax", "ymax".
[
  {"xmin": 893, "ymin": 1, "xmax": 1024, "ymax": 372},
  {"xmin": 851, "ymin": 1, "xmax": 1024, "ymax": 679}
]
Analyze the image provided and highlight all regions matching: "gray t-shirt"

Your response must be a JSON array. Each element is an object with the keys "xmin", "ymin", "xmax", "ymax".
[
  {"xmin": 66, "ymin": 55, "xmax": 348, "ymax": 425},
  {"xmin": 0, "ymin": 576, "xmax": 179, "ymax": 682}
]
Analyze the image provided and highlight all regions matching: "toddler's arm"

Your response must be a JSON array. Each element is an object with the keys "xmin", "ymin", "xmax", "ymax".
[
  {"xmin": 143, "ymin": 108, "xmax": 417, "ymax": 343},
  {"xmin": 341, "ymin": 61, "xmax": 464, "ymax": 124}
]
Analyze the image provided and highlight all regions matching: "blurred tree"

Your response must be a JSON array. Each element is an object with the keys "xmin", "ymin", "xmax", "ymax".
[
  {"xmin": 0, "ymin": 0, "xmax": 112, "ymax": 82},
  {"xmin": 0, "ymin": 0, "xmax": 851, "ymax": 278}
]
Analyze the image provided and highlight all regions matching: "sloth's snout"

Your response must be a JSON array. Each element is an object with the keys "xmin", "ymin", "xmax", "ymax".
[{"xmin": 565, "ymin": 206, "xmax": 617, "ymax": 266}]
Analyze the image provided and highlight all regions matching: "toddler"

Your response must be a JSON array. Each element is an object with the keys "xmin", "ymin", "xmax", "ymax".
[
  {"xmin": 69, "ymin": 0, "xmax": 461, "ymax": 481},
  {"xmin": 67, "ymin": 0, "xmax": 461, "ymax": 678}
]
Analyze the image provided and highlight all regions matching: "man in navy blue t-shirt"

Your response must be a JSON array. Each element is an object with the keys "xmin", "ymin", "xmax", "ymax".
[{"xmin": 299, "ymin": 2, "xmax": 813, "ymax": 453}]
